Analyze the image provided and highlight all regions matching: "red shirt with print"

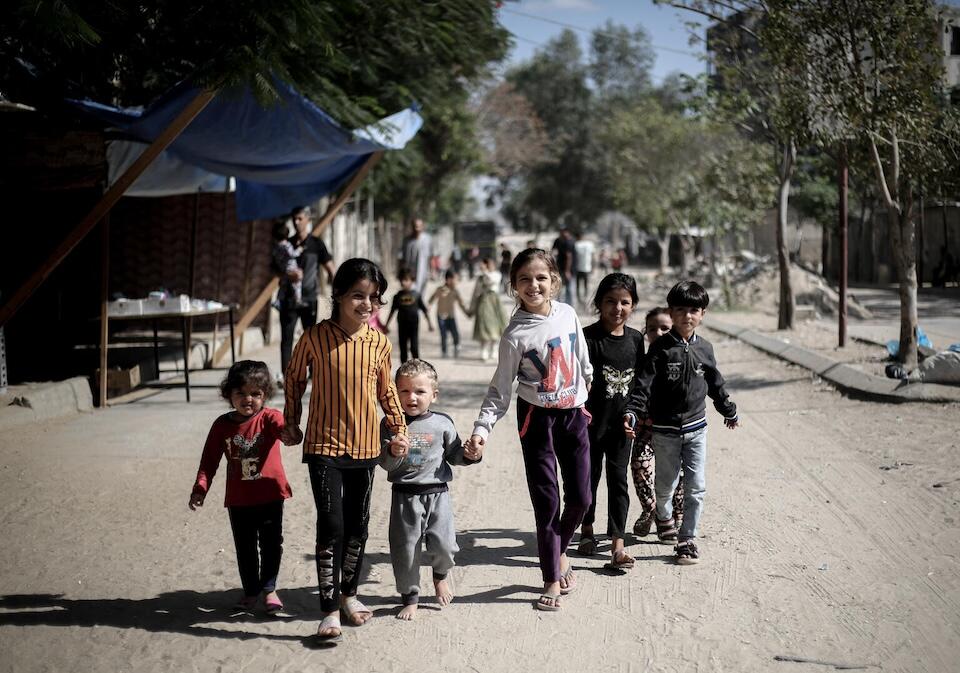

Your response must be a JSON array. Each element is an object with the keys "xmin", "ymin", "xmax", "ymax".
[{"xmin": 192, "ymin": 407, "xmax": 292, "ymax": 507}]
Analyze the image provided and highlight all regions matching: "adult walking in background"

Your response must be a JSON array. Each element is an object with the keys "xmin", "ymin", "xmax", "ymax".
[
  {"xmin": 398, "ymin": 217, "xmax": 433, "ymax": 293},
  {"xmin": 551, "ymin": 228, "xmax": 576, "ymax": 305},
  {"xmin": 277, "ymin": 206, "xmax": 335, "ymax": 379},
  {"xmin": 573, "ymin": 232, "xmax": 595, "ymax": 309}
]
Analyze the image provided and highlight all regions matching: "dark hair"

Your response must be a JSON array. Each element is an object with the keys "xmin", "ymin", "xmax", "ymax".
[
  {"xmin": 666, "ymin": 280, "xmax": 710, "ymax": 310},
  {"xmin": 331, "ymin": 258, "xmax": 388, "ymax": 320},
  {"xmin": 220, "ymin": 360, "xmax": 275, "ymax": 402},
  {"xmin": 645, "ymin": 306, "xmax": 671, "ymax": 324},
  {"xmin": 290, "ymin": 205, "xmax": 310, "ymax": 220},
  {"xmin": 271, "ymin": 219, "xmax": 290, "ymax": 242},
  {"xmin": 398, "ymin": 267, "xmax": 414, "ymax": 282},
  {"xmin": 509, "ymin": 248, "xmax": 562, "ymax": 302},
  {"xmin": 592, "ymin": 273, "xmax": 638, "ymax": 313},
  {"xmin": 444, "ymin": 269, "xmax": 457, "ymax": 280}
]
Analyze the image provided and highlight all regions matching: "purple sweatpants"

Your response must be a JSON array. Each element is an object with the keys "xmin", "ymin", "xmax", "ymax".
[{"xmin": 517, "ymin": 398, "xmax": 592, "ymax": 583}]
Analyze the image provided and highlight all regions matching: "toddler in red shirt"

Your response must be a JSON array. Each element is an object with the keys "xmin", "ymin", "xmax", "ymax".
[{"xmin": 190, "ymin": 360, "xmax": 295, "ymax": 614}]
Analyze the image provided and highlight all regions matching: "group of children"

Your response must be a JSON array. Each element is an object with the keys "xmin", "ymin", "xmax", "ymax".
[{"xmin": 189, "ymin": 249, "xmax": 739, "ymax": 639}]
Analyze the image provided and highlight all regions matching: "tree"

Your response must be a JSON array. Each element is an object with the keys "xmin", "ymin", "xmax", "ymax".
[{"xmin": 764, "ymin": 0, "xmax": 960, "ymax": 369}]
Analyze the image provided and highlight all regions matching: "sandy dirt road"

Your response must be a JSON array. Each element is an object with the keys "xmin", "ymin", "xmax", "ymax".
[{"xmin": 0, "ymin": 306, "xmax": 958, "ymax": 673}]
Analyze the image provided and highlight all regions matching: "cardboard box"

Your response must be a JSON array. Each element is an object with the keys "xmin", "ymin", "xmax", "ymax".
[{"xmin": 96, "ymin": 365, "xmax": 141, "ymax": 395}]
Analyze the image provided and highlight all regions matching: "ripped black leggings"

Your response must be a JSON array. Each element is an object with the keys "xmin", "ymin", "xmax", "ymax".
[{"xmin": 307, "ymin": 462, "xmax": 375, "ymax": 613}]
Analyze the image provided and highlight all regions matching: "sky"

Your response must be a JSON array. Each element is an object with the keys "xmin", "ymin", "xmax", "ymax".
[{"xmin": 495, "ymin": 0, "xmax": 709, "ymax": 84}]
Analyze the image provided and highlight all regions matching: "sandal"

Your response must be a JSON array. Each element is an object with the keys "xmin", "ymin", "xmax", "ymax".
[
  {"xmin": 233, "ymin": 595, "xmax": 258, "ymax": 611},
  {"xmin": 315, "ymin": 613, "xmax": 343, "ymax": 643},
  {"xmin": 559, "ymin": 565, "xmax": 576, "ymax": 595},
  {"xmin": 264, "ymin": 591, "xmax": 284, "ymax": 615},
  {"xmin": 576, "ymin": 533, "xmax": 598, "ymax": 556},
  {"xmin": 655, "ymin": 517, "xmax": 679, "ymax": 544},
  {"xmin": 535, "ymin": 592, "xmax": 562, "ymax": 612},
  {"xmin": 604, "ymin": 550, "xmax": 635, "ymax": 571},
  {"xmin": 633, "ymin": 512, "xmax": 653, "ymax": 537},
  {"xmin": 340, "ymin": 596, "xmax": 373, "ymax": 626}
]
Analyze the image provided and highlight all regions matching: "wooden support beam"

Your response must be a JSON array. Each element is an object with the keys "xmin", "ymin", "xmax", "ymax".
[
  {"xmin": 0, "ymin": 89, "xmax": 217, "ymax": 328},
  {"xmin": 211, "ymin": 151, "xmax": 384, "ymax": 365},
  {"xmin": 99, "ymin": 215, "xmax": 110, "ymax": 408}
]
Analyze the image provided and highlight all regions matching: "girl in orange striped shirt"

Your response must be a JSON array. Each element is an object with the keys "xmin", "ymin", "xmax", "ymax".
[{"xmin": 282, "ymin": 258, "xmax": 409, "ymax": 644}]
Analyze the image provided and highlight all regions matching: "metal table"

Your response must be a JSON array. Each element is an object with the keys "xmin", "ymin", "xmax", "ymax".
[{"xmin": 106, "ymin": 305, "xmax": 235, "ymax": 402}]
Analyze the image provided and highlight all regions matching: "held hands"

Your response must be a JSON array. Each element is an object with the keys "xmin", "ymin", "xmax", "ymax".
[
  {"xmin": 389, "ymin": 434, "xmax": 410, "ymax": 457},
  {"xmin": 464, "ymin": 434, "xmax": 485, "ymax": 461},
  {"xmin": 188, "ymin": 491, "xmax": 205, "ymax": 510},
  {"xmin": 623, "ymin": 414, "xmax": 652, "ymax": 439},
  {"xmin": 280, "ymin": 424, "xmax": 303, "ymax": 446}
]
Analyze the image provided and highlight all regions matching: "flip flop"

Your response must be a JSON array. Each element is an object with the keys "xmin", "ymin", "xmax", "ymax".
[
  {"xmin": 264, "ymin": 597, "xmax": 284, "ymax": 615},
  {"xmin": 340, "ymin": 596, "xmax": 373, "ymax": 626},
  {"xmin": 233, "ymin": 596, "xmax": 258, "ymax": 611},
  {"xmin": 535, "ymin": 593, "xmax": 562, "ymax": 612},
  {"xmin": 315, "ymin": 614, "xmax": 342, "ymax": 644},
  {"xmin": 559, "ymin": 566, "xmax": 576, "ymax": 595},
  {"xmin": 604, "ymin": 551, "xmax": 636, "ymax": 571}
]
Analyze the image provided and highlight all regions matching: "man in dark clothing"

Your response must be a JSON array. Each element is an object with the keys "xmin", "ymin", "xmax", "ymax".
[
  {"xmin": 278, "ymin": 206, "xmax": 335, "ymax": 376},
  {"xmin": 551, "ymin": 228, "xmax": 576, "ymax": 304}
]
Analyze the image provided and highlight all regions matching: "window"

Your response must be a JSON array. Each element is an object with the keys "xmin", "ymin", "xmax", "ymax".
[{"xmin": 952, "ymin": 26, "xmax": 960, "ymax": 56}]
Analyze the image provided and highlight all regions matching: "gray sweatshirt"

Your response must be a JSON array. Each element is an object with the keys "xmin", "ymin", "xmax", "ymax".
[
  {"xmin": 472, "ymin": 301, "xmax": 593, "ymax": 441},
  {"xmin": 379, "ymin": 411, "xmax": 474, "ymax": 490}
]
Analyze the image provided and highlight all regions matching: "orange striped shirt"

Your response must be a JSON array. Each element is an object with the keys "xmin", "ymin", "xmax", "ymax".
[{"xmin": 284, "ymin": 319, "xmax": 406, "ymax": 460}]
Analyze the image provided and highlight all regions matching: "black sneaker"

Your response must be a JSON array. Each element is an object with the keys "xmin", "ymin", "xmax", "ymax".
[{"xmin": 675, "ymin": 540, "xmax": 700, "ymax": 565}]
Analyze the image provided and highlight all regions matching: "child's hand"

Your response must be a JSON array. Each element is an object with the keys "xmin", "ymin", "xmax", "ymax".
[
  {"xmin": 389, "ymin": 434, "xmax": 409, "ymax": 457},
  {"xmin": 464, "ymin": 436, "xmax": 484, "ymax": 461},
  {"xmin": 724, "ymin": 417, "xmax": 740, "ymax": 429},
  {"xmin": 428, "ymin": 324, "xmax": 435, "ymax": 332},
  {"xmin": 188, "ymin": 492, "xmax": 205, "ymax": 510},
  {"xmin": 280, "ymin": 424, "xmax": 303, "ymax": 446},
  {"xmin": 623, "ymin": 414, "xmax": 637, "ymax": 438}
]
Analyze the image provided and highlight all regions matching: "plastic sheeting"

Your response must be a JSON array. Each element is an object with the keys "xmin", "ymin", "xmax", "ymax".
[{"xmin": 73, "ymin": 79, "xmax": 422, "ymax": 220}]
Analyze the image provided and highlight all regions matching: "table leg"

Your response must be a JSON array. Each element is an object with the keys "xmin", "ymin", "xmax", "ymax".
[
  {"xmin": 182, "ymin": 316, "xmax": 191, "ymax": 402},
  {"xmin": 229, "ymin": 306, "xmax": 236, "ymax": 363},
  {"xmin": 153, "ymin": 320, "xmax": 160, "ymax": 379}
]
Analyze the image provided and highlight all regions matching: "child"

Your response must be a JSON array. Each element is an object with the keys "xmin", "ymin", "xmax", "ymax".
[
  {"xmin": 578, "ymin": 274, "xmax": 645, "ymax": 571},
  {"xmin": 624, "ymin": 281, "xmax": 739, "ymax": 565},
  {"xmin": 189, "ymin": 360, "xmax": 293, "ymax": 615},
  {"xmin": 282, "ymin": 258, "xmax": 410, "ymax": 643},
  {"xmin": 470, "ymin": 257, "xmax": 508, "ymax": 361},
  {"xmin": 386, "ymin": 268, "xmax": 433, "ymax": 363},
  {"xmin": 631, "ymin": 307, "xmax": 684, "ymax": 537},
  {"xmin": 428, "ymin": 270, "xmax": 471, "ymax": 358},
  {"xmin": 466, "ymin": 248, "xmax": 593, "ymax": 612},
  {"xmin": 271, "ymin": 219, "xmax": 304, "ymax": 308},
  {"xmin": 379, "ymin": 359, "xmax": 479, "ymax": 620}
]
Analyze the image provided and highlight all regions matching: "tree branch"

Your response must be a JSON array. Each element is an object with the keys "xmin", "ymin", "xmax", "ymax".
[{"xmin": 664, "ymin": 2, "xmax": 760, "ymax": 39}]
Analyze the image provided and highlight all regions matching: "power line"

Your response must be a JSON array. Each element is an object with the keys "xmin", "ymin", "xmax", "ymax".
[{"xmin": 500, "ymin": 6, "xmax": 701, "ymax": 57}]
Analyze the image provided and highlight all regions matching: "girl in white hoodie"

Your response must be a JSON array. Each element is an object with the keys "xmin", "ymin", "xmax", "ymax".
[{"xmin": 466, "ymin": 248, "xmax": 593, "ymax": 612}]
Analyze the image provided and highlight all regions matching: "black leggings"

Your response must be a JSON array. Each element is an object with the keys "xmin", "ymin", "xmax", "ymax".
[
  {"xmin": 397, "ymin": 321, "xmax": 420, "ymax": 363},
  {"xmin": 582, "ymin": 427, "xmax": 632, "ymax": 537},
  {"xmin": 308, "ymin": 462, "xmax": 375, "ymax": 613},
  {"xmin": 228, "ymin": 500, "xmax": 284, "ymax": 597}
]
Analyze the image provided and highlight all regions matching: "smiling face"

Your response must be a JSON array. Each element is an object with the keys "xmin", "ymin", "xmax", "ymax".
[
  {"xmin": 336, "ymin": 278, "xmax": 381, "ymax": 334},
  {"xmin": 396, "ymin": 373, "xmax": 437, "ymax": 417},
  {"xmin": 599, "ymin": 288, "xmax": 635, "ymax": 335},
  {"xmin": 229, "ymin": 383, "xmax": 265, "ymax": 417},
  {"xmin": 668, "ymin": 305, "xmax": 704, "ymax": 340},
  {"xmin": 513, "ymin": 258, "xmax": 556, "ymax": 315}
]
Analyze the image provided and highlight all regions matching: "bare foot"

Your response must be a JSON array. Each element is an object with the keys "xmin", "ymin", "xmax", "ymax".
[
  {"xmin": 397, "ymin": 604, "xmax": 418, "ymax": 621},
  {"xmin": 434, "ymin": 578, "xmax": 454, "ymax": 607}
]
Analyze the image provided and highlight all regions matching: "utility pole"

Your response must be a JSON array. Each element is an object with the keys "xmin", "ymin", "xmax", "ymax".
[{"xmin": 839, "ymin": 145, "xmax": 848, "ymax": 348}]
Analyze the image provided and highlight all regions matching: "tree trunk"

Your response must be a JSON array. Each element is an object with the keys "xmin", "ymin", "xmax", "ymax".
[
  {"xmin": 888, "ymin": 203, "xmax": 920, "ymax": 370},
  {"xmin": 777, "ymin": 139, "xmax": 796, "ymax": 330},
  {"xmin": 657, "ymin": 233, "xmax": 670, "ymax": 274}
]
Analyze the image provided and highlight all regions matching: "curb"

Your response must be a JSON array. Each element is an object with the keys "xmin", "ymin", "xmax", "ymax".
[
  {"xmin": 707, "ymin": 318, "xmax": 960, "ymax": 404},
  {"xmin": 0, "ymin": 377, "xmax": 94, "ymax": 431}
]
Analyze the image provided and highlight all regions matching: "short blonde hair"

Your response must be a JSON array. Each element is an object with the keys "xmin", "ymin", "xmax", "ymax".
[{"xmin": 395, "ymin": 358, "xmax": 439, "ymax": 390}]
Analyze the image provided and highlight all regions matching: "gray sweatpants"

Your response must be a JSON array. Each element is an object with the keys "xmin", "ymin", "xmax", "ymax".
[{"xmin": 389, "ymin": 490, "xmax": 459, "ymax": 604}]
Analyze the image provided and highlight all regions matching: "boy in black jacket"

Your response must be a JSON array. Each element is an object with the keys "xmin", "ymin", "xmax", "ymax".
[{"xmin": 624, "ymin": 281, "xmax": 739, "ymax": 565}]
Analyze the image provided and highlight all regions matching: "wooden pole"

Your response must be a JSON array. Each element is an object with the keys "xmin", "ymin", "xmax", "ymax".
[
  {"xmin": 99, "ymin": 214, "xmax": 110, "ymax": 408},
  {"xmin": 0, "ymin": 89, "xmax": 217, "ymax": 328},
  {"xmin": 189, "ymin": 190, "xmax": 200, "ymax": 298},
  {"xmin": 839, "ymin": 146, "xmax": 848, "ymax": 348},
  {"xmin": 211, "ymin": 151, "xmax": 384, "ymax": 365}
]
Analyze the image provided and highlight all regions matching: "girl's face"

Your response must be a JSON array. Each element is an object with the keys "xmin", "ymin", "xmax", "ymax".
[
  {"xmin": 337, "ymin": 278, "xmax": 381, "ymax": 333},
  {"xmin": 599, "ymin": 288, "xmax": 635, "ymax": 333},
  {"xmin": 230, "ymin": 383, "xmax": 265, "ymax": 417},
  {"xmin": 514, "ymin": 259, "xmax": 555, "ymax": 315},
  {"xmin": 646, "ymin": 312, "xmax": 673, "ymax": 343}
]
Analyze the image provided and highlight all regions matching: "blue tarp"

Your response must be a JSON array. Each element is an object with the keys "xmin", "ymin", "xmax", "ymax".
[{"xmin": 72, "ymin": 79, "xmax": 422, "ymax": 221}]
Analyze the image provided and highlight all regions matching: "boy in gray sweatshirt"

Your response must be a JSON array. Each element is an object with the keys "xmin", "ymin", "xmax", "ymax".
[{"xmin": 379, "ymin": 359, "xmax": 480, "ymax": 620}]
